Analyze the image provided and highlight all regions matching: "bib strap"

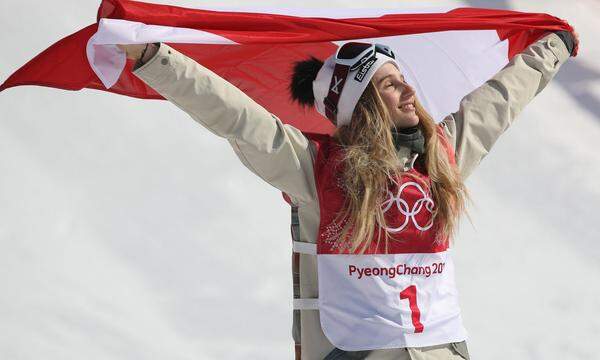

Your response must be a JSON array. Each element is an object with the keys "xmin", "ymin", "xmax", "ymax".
[
  {"xmin": 293, "ymin": 298, "xmax": 319, "ymax": 310},
  {"xmin": 293, "ymin": 241, "xmax": 317, "ymax": 255}
]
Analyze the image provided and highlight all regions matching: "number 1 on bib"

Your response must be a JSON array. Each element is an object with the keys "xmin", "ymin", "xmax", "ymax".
[{"xmin": 400, "ymin": 285, "xmax": 424, "ymax": 333}]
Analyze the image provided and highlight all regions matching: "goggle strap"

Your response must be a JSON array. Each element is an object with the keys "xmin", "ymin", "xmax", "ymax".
[
  {"xmin": 349, "ymin": 49, "xmax": 375, "ymax": 71},
  {"xmin": 324, "ymin": 63, "xmax": 350, "ymax": 125}
]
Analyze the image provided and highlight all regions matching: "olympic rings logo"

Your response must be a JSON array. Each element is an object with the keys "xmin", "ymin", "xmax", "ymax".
[{"xmin": 381, "ymin": 181, "xmax": 434, "ymax": 233}]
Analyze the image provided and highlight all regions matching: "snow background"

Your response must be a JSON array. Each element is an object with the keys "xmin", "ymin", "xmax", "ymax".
[{"xmin": 1, "ymin": 0, "xmax": 598, "ymax": 359}]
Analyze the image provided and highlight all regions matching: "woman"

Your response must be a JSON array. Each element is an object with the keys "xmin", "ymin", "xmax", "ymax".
[{"xmin": 119, "ymin": 29, "xmax": 577, "ymax": 360}]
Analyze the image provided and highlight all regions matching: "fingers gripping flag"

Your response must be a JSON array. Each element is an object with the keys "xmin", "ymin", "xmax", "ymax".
[{"xmin": 0, "ymin": 0, "xmax": 574, "ymax": 134}]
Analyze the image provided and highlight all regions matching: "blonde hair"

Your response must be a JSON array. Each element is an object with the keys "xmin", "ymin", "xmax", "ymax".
[{"xmin": 333, "ymin": 81, "xmax": 468, "ymax": 254}]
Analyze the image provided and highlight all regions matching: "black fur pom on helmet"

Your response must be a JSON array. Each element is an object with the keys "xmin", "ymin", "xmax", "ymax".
[{"xmin": 289, "ymin": 56, "xmax": 323, "ymax": 108}]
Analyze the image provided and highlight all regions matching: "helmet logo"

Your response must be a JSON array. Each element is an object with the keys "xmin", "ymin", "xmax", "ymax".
[
  {"xmin": 354, "ymin": 56, "xmax": 377, "ymax": 82},
  {"xmin": 330, "ymin": 75, "xmax": 344, "ymax": 95}
]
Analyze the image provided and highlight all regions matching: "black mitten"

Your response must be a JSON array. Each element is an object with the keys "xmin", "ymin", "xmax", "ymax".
[{"xmin": 553, "ymin": 30, "xmax": 575, "ymax": 56}]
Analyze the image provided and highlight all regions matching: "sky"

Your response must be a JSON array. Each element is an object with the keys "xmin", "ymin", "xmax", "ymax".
[{"xmin": 1, "ymin": 1, "xmax": 599, "ymax": 359}]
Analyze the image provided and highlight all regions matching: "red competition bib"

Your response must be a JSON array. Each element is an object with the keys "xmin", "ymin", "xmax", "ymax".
[{"xmin": 297, "ymin": 125, "xmax": 467, "ymax": 350}]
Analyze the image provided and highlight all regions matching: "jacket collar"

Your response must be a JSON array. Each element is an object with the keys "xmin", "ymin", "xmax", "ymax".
[{"xmin": 397, "ymin": 147, "xmax": 419, "ymax": 171}]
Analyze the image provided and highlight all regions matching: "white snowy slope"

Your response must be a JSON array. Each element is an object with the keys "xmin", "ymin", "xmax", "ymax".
[{"xmin": 0, "ymin": 1, "xmax": 598, "ymax": 359}]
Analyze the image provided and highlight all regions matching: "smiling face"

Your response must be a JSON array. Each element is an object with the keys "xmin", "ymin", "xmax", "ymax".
[{"xmin": 372, "ymin": 62, "xmax": 419, "ymax": 128}]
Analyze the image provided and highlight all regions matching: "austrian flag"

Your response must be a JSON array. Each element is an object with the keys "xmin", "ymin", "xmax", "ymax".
[{"xmin": 0, "ymin": 0, "xmax": 575, "ymax": 134}]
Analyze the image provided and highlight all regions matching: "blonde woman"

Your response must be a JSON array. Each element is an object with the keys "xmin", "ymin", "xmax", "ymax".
[{"xmin": 119, "ymin": 29, "xmax": 577, "ymax": 360}]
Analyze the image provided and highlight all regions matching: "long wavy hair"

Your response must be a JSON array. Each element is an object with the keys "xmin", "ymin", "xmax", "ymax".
[
  {"xmin": 334, "ymin": 81, "xmax": 468, "ymax": 253},
  {"xmin": 289, "ymin": 57, "xmax": 468, "ymax": 254}
]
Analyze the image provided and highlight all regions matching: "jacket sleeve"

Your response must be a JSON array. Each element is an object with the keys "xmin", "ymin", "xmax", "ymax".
[
  {"xmin": 132, "ymin": 44, "xmax": 317, "ymax": 204},
  {"xmin": 441, "ymin": 32, "xmax": 571, "ymax": 180}
]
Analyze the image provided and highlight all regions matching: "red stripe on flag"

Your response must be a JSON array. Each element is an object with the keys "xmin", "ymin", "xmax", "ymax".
[
  {"xmin": 162, "ymin": 42, "xmax": 338, "ymax": 134},
  {"xmin": 96, "ymin": 0, "xmax": 572, "ymax": 48},
  {"xmin": 0, "ymin": 25, "xmax": 338, "ymax": 134},
  {"xmin": 0, "ymin": 25, "xmax": 99, "ymax": 93}
]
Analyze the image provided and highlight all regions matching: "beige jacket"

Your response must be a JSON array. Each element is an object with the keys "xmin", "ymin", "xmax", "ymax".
[{"xmin": 133, "ymin": 32, "xmax": 571, "ymax": 360}]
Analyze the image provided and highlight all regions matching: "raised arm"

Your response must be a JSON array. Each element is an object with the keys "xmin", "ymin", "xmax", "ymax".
[
  {"xmin": 126, "ymin": 43, "xmax": 317, "ymax": 204},
  {"xmin": 441, "ymin": 32, "xmax": 573, "ymax": 180}
]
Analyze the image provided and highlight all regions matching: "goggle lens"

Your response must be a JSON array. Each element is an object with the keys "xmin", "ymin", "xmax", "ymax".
[
  {"xmin": 375, "ymin": 44, "xmax": 395, "ymax": 59},
  {"xmin": 337, "ymin": 42, "xmax": 373, "ymax": 60}
]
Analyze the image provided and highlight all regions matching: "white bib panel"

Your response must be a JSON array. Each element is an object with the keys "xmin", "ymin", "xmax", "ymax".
[{"xmin": 317, "ymin": 249, "xmax": 467, "ymax": 350}]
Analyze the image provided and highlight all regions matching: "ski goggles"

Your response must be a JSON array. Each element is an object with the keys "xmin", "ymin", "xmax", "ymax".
[{"xmin": 335, "ymin": 42, "xmax": 396, "ymax": 70}]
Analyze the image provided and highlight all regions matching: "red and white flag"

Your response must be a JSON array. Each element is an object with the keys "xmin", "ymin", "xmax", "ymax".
[{"xmin": 0, "ymin": 0, "xmax": 574, "ymax": 134}]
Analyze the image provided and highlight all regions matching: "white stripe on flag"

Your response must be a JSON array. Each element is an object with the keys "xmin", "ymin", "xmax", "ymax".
[{"xmin": 87, "ymin": 19, "xmax": 237, "ymax": 88}]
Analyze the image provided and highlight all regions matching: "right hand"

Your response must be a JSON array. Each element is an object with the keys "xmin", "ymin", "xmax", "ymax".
[{"xmin": 117, "ymin": 44, "xmax": 149, "ymax": 60}]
